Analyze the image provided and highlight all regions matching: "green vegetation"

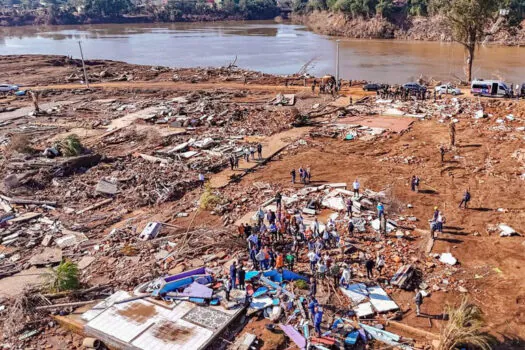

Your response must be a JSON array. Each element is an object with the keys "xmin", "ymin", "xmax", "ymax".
[
  {"xmin": 0, "ymin": 0, "xmax": 280, "ymax": 24},
  {"xmin": 46, "ymin": 260, "xmax": 80, "ymax": 292},
  {"xmin": 58, "ymin": 134, "xmax": 83, "ymax": 157},
  {"xmin": 294, "ymin": 279, "xmax": 308, "ymax": 289},
  {"xmin": 291, "ymin": 0, "xmax": 525, "ymax": 30},
  {"xmin": 439, "ymin": 298, "xmax": 492, "ymax": 350},
  {"xmin": 84, "ymin": 0, "xmax": 131, "ymax": 18},
  {"xmin": 443, "ymin": 0, "xmax": 499, "ymax": 81}
]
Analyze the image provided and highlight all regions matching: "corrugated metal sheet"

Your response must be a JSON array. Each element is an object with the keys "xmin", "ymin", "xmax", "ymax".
[{"xmin": 367, "ymin": 286, "xmax": 399, "ymax": 313}]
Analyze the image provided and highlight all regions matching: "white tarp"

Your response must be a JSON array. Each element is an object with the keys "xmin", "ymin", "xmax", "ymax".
[{"xmin": 367, "ymin": 286, "xmax": 399, "ymax": 313}]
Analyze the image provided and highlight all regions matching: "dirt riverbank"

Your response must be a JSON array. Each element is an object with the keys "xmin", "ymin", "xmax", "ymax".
[{"xmin": 292, "ymin": 11, "xmax": 525, "ymax": 46}]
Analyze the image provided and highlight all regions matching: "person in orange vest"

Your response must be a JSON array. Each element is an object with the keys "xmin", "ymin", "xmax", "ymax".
[{"xmin": 276, "ymin": 252, "xmax": 285, "ymax": 269}]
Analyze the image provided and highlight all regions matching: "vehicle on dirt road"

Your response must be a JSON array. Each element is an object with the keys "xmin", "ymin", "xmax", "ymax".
[
  {"xmin": 403, "ymin": 82, "xmax": 426, "ymax": 93},
  {"xmin": 0, "ymin": 84, "xmax": 19, "ymax": 92},
  {"xmin": 363, "ymin": 83, "xmax": 385, "ymax": 91},
  {"xmin": 434, "ymin": 84, "xmax": 461, "ymax": 95},
  {"xmin": 471, "ymin": 80, "xmax": 510, "ymax": 98}
]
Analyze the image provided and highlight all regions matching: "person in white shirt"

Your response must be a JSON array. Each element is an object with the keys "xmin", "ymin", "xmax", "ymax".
[
  {"xmin": 316, "ymin": 259, "xmax": 327, "ymax": 279},
  {"xmin": 307, "ymin": 251, "xmax": 319, "ymax": 272},
  {"xmin": 340, "ymin": 266, "xmax": 352, "ymax": 286},
  {"xmin": 198, "ymin": 173, "xmax": 205, "ymax": 188},
  {"xmin": 353, "ymin": 179, "xmax": 360, "ymax": 198},
  {"xmin": 376, "ymin": 254, "xmax": 385, "ymax": 275}
]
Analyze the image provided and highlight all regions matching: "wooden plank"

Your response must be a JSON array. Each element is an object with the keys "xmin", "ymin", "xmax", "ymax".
[
  {"xmin": 76, "ymin": 198, "xmax": 113, "ymax": 215},
  {"xmin": 7, "ymin": 212, "xmax": 41, "ymax": 223}
]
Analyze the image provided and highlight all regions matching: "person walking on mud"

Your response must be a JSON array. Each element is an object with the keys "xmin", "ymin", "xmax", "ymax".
[
  {"xmin": 312, "ymin": 79, "xmax": 317, "ymax": 93},
  {"xmin": 411, "ymin": 175, "xmax": 420, "ymax": 192},
  {"xmin": 291, "ymin": 168, "xmax": 296, "ymax": 184},
  {"xmin": 439, "ymin": 145, "xmax": 445, "ymax": 164},
  {"xmin": 459, "ymin": 188, "xmax": 471, "ymax": 209},
  {"xmin": 229, "ymin": 154, "xmax": 234, "ymax": 170},
  {"xmin": 414, "ymin": 288, "xmax": 423, "ymax": 316},
  {"xmin": 244, "ymin": 147, "xmax": 250, "ymax": 162},
  {"xmin": 198, "ymin": 173, "xmax": 205, "ymax": 188},
  {"xmin": 449, "ymin": 121, "xmax": 456, "ymax": 147},
  {"xmin": 306, "ymin": 166, "xmax": 311, "ymax": 184},
  {"xmin": 257, "ymin": 143, "xmax": 263, "ymax": 160}
]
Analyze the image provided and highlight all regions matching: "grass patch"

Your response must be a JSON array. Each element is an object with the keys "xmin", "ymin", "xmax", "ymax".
[{"xmin": 439, "ymin": 298, "xmax": 492, "ymax": 350}]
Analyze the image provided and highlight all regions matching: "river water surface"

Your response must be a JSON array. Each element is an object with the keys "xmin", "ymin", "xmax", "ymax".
[{"xmin": 1, "ymin": 21, "xmax": 524, "ymax": 84}]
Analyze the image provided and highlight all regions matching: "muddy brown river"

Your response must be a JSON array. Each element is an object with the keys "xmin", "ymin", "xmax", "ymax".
[{"xmin": 1, "ymin": 21, "xmax": 524, "ymax": 84}]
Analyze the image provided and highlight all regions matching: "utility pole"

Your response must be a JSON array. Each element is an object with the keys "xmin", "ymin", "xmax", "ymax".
[
  {"xmin": 78, "ymin": 41, "xmax": 90, "ymax": 89},
  {"xmin": 335, "ymin": 39, "xmax": 340, "ymax": 82}
]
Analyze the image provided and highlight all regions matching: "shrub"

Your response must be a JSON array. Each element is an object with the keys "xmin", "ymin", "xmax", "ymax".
[
  {"xmin": 200, "ymin": 183, "xmax": 221, "ymax": 210},
  {"xmin": 46, "ymin": 260, "xmax": 80, "ymax": 292},
  {"xmin": 59, "ymin": 134, "xmax": 83, "ymax": 157}
]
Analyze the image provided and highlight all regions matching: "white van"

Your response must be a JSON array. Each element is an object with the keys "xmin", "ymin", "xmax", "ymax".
[{"xmin": 471, "ymin": 80, "xmax": 510, "ymax": 97}]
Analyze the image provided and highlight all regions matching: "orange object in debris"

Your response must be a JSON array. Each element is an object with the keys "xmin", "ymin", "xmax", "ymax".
[
  {"xmin": 393, "ymin": 256, "xmax": 401, "ymax": 263},
  {"xmin": 310, "ymin": 336, "xmax": 336, "ymax": 345}
]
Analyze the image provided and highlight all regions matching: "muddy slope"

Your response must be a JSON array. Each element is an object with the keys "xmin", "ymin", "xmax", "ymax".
[{"xmin": 292, "ymin": 11, "xmax": 525, "ymax": 46}]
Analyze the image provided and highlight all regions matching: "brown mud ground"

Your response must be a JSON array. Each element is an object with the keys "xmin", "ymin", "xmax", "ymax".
[{"xmin": 1, "ymin": 55, "xmax": 525, "ymax": 349}]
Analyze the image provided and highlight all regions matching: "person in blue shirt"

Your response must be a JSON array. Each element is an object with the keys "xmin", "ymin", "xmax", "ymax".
[
  {"xmin": 377, "ymin": 202, "xmax": 384, "ymax": 218},
  {"xmin": 314, "ymin": 306, "xmax": 323, "ymax": 336},
  {"xmin": 308, "ymin": 297, "xmax": 318, "ymax": 322},
  {"xmin": 229, "ymin": 261, "xmax": 237, "ymax": 290}
]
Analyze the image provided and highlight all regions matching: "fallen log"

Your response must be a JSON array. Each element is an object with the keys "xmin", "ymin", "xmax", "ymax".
[{"xmin": 386, "ymin": 320, "xmax": 440, "ymax": 340}]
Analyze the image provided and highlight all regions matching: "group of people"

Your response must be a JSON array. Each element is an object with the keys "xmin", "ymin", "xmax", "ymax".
[
  {"xmin": 228, "ymin": 143, "xmax": 263, "ymax": 170},
  {"xmin": 376, "ymin": 85, "xmax": 430, "ymax": 101},
  {"xmin": 311, "ymin": 78, "xmax": 343, "ymax": 96},
  {"xmin": 290, "ymin": 166, "xmax": 312, "ymax": 185}
]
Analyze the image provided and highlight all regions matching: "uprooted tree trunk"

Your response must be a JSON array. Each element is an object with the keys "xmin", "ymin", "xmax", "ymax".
[{"xmin": 29, "ymin": 91, "xmax": 40, "ymax": 113}]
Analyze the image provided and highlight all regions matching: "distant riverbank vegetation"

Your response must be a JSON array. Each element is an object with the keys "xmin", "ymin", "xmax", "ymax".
[
  {"xmin": 0, "ymin": 0, "xmax": 282, "ymax": 26},
  {"xmin": 292, "ymin": 0, "xmax": 525, "ymax": 26}
]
